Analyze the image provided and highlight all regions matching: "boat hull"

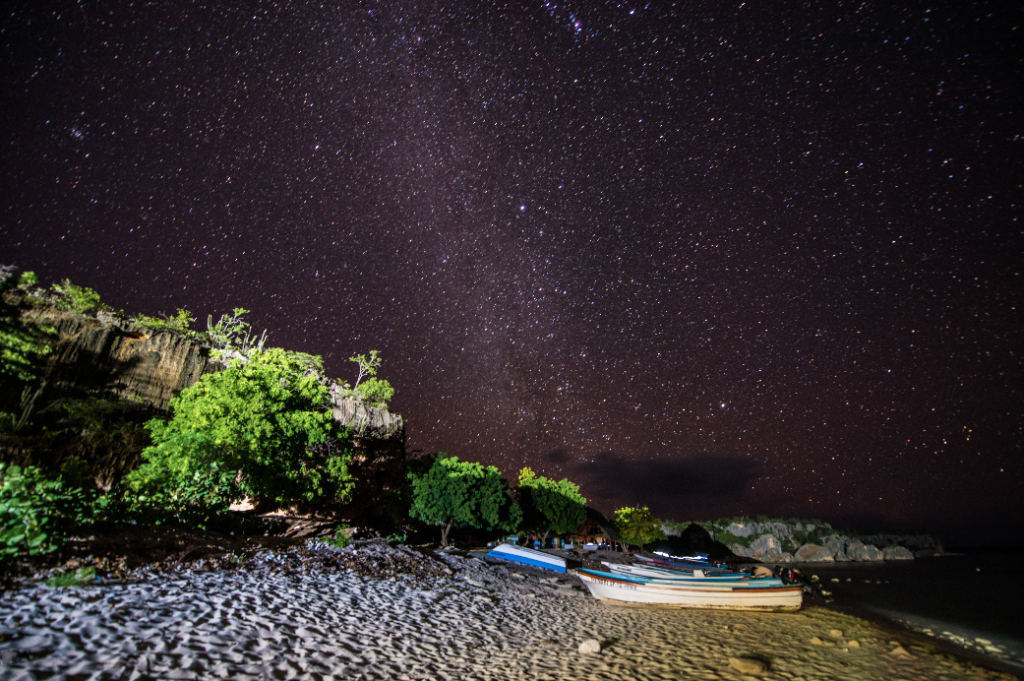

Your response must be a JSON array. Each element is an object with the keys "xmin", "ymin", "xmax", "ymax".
[
  {"xmin": 578, "ymin": 571, "xmax": 802, "ymax": 611},
  {"xmin": 486, "ymin": 544, "xmax": 567, "ymax": 573}
]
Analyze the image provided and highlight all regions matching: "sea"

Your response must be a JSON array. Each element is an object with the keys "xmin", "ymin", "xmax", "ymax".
[{"xmin": 792, "ymin": 549, "xmax": 1024, "ymax": 674}]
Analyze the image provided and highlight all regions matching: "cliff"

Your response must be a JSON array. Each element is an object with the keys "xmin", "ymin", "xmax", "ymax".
[
  {"xmin": 6, "ymin": 305, "xmax": 406, "ymax": 508},
  {"xmin": 20, "ymin": 306, "xmax": 404, "ymax": 443}
]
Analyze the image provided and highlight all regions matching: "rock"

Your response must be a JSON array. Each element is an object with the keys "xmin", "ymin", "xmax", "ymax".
[
  {"xmin": 882, "ymin": 546, "xmax": 914, "ymax": 561},
  {"xmin": 729, "ymin": 544, "xmax": 754, "ymax": 558},
  {"xmin": 578, "ymin": 639, "xmax": 601, "ymax": 654},
  {"xmin": 810, "ymin": 637, "xmax": 824, "ymax": 645},
  {"xmin": 749, "ymin": 535, "xmax": 782, "ymax": 560},
  {"xmin": 794, "ymin": 544, "xmax": 835, "ymax": 562},
  {"xmin": 848, "ymin": 640, "xmax": 860, "ymax": 648},
  {"xmin": 889, "ymin": 644, "xmax": 912, "ymax": 658},
  {"xmin": 829, "ymin": 629, "xmax": 844, "ymax": 638},
  {"xmin": 728, "ymin": 657, "xmax": 767, "ymax": 675},
  {"xmin": 846, "ymin": 541, "xmax": 884, "ymax": 561}
]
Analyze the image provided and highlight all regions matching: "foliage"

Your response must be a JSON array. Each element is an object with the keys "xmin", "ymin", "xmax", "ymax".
[
  {"xmin": 714, "ymin": 530, "xmax": 752, "ymax": 548},
  {"xmin": 206, "ymin": 307, "xmax": 267, "ymax": 355},
  {"xmin": 349, "ymin": 350, "xmax": 382, "ymax": 389},
  {"xmin": 45, "ymin": 566, "xmax": 96, "ymax": 588},
  {"xmin": 0, "ymin": 463, "xmax": 106, "ymax": 562},
  {"xmin": 0, "ymin": 383, "xmax": 46, "ymax": 435},
  {"xmin": 50, "ymin": 279, "xmax": 113, "ymax": 315},
  {"xmin": 17, "ymin": 271, "xmax": 39, "ymax": 290},
  {"xmin": 408, "ymin": 454, "xmax": 521, "ymax": 546},
  {"xmin": 354, "ymin": 376, "xmax": 394, "ymax": 409},
  {"xmin": 516, "ymin": 467, "xmax": 587, "ymax": 543},
  {"xmin": 612, "ymin": 506, "xmax": 667, "ymax": 552},
  {"xmin": 0, "ymin": 268, "xmax": 54, "ymax": 386},
  {"xmin": 135, "ymin": 308, "xmax": 198, "ymax": 338},
  {"xmin": 324, "ymin": 525, "xmax": 353, "ymax": 548},
  {"xmin": 122, "ymin": 348, "xmax": 353, "ymax": 519}
]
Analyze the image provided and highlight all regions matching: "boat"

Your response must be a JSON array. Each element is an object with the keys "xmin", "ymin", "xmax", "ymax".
[
  {"xmin": 602, "ymin": 564, "xmax": 783, "ymax": 587},
  {"xmin": 635, "ymin": 554, "xmax": 730, "ymax": 573},
  {"xmin": 486, "ymin": 544, "xmax": 567, "ymax": 573},
  {"xmin": 577, "ymin": 569, "xmax": 802, "ymax": 611}
]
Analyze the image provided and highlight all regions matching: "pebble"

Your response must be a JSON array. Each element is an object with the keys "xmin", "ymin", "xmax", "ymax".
[
  {"xmin": 729, "ymin": 656, "xmax": 767, "ymax": 675},
  {"xmin": 578, "ymin": 639, "xmax": 602, "ymax": 654}
]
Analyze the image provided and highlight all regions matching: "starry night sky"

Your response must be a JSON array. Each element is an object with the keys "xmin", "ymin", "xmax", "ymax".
[{"xmin": 2, "ymin": 1, "xmax": 1020, "ymax": 545}]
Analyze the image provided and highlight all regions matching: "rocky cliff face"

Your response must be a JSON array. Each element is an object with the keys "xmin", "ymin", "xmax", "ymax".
[
  {"xmin": 21, "ymin": 307, "xmax": 405, "ymax": 443},
  {"xmin": 24, "ymin": 307, "xmax": 215, "ymax": 411}
]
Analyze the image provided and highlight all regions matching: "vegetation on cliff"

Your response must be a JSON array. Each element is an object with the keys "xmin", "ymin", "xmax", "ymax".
[{"xmin": 125, "ymin": 348, "xmax": 355, "ymax": 515}]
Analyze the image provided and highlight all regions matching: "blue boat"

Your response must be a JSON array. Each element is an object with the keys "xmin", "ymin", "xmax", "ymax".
[{"xmin": 486, "ymin": 544, "xmax": 567, "ymax": 573}]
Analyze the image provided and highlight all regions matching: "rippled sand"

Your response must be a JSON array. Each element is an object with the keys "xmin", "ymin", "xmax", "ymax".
[{"xmin": 0, "ymin": 546, "xmax": 1016, "ymax": 680}]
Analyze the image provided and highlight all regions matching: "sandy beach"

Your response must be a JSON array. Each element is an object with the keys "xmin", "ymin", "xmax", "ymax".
[{"xmin": 0, "ymin": 541, "xmax": 1017, "ymax": 681}]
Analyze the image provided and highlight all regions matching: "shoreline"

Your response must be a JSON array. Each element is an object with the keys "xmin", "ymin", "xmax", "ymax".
[
  {"xmin": 0, "ymin": 541, "xmax": 1019, "ymax": 680},
  {"xmin": 822, "ymin": 595, "xmax": 1024, "ymax": 679}
]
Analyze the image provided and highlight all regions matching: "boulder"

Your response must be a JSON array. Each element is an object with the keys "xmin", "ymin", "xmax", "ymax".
[
  {"xmin": 794, "ymin": 544, "xmax": 835, "ymax": 562},
  {"xmin": 882, "ymin": 545, "xmax": 914, "ymax": 561},
  {"xmin": 749, "ymin": 534, "xmax": 783, "ymax": 561},
  {"xmin": 846, "ymin": 542, "xmax": 884, "ymax": 561},
  {"xmin": 728, "ymin": 544, "xmax": 753, "ymax": 558}
]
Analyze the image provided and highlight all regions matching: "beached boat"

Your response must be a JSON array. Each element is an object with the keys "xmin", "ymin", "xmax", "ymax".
[
  {"xmin": 486, "ymin": 544, "xmax": 567, "ymax": 573},
  {"xmin": 577, "ymin": 569, "xmax": 802, "ymax": 611},
  {"xmin": 602, "ymin": 563, "xmax": 782, "ymax": 586},
  {"xmin": 635, "ymin": 554, "xmax": 730, "ymax": 573}
]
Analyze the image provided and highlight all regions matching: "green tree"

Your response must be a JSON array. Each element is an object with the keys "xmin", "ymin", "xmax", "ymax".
[
  {"xmin": 124, "ymin": 348, "xmax": 353, "ymax": 514},
  {"xmin": 517, "ymin": 467, "xmax": 587, "ymax": 544},
  {"xmin": 50, "ymin": 279, "xmax": 112, "ymax": 314},
  {"xmin": 612, "ymin": 506, "xmax": 667, "ymax": 553},
  {"xmin": 408, "ymin": 454, "xmax": 521, "ymax": 547},
  {"xmin": 349, "ymin": 350, "xmax": 382, "ymax": 388},
  {"xmin": 0, "ymin": 268, "xmax": 54, "ymax": 387},
  {"xmin": 349, "ymin": 350, "xmax": 393, "ymax": 409}
]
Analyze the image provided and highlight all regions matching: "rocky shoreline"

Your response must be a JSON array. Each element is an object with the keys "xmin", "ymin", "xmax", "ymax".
[{"xmin": 0, "ymin": 541, "xmax": 1017, "ymax": 680}]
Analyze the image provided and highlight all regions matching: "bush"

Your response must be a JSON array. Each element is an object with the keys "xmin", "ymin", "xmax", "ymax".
[
  {"xmin": 354, "ymin": 376, "xmax": 394, "ymax": 409},
  {"xmin": 0, "ymin": 463, "xmax": 105, "ymax": 561},
  {"xmin": 123, "ymin": 348, "xmax": 353, "ymax": 517},
  {"xmin": 134, "ymin": 308, "xmax": 198, "ymax": 339},
  {"xmin": 50, "ymin": 279, "xmax": 112, "ymax": 315}
]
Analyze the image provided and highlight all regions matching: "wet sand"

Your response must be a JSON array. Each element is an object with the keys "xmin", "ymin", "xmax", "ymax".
[{"xmin": 0, "ymin": 542, "xmax": 1017, "ymax": 680}]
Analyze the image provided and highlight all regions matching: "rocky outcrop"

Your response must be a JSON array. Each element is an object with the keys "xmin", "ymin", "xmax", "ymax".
[
  {"xmin": 846, "ymin": 541, "xmax": 884, "ymax": 562},
  {"xmin": 709, "ymin": 518, "xmax": 926, "ymax": 563},
  {"xmin": 882, "ymin": 545, "xmax": 914, "ymax": 561},
  {"xmin": 794, "ymin": 544, "xmax": 835, "ymax": 562},
  {"xmin": 25, "ymin": 307, "xmax": 215, "ymax": 411},
  {"xmin": 11, "ymin": 306, "xmax": 407, "ymax": 504},
  {"xmin": 21, "ymin": 307, "xmax": 405, "ymax": 445}
]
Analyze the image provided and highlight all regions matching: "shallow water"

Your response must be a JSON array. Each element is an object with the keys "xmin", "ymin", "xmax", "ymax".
[{"xmin": 795, "ymin": 551, "xmax": 1024, "ymax": 670}]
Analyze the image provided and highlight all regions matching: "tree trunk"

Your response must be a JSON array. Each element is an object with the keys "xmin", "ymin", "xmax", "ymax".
[
  {"xmin": 540, "ymin": 529, "xmax": 550, "ymax": 546},
  {"xmin": 440, "ymin": 519, "xmax": 454, "ymax": 547}
]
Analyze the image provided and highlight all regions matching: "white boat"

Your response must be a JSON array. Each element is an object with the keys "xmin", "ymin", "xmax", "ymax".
[
  {"xmin": 577, "ymin": 570, "xmax": 802, "ymax": 611},
  {"xmin": 486, "ymin": 544, "xmax": 567, "ymax": 573},
  {"xmin": 602, "ymin": 564, "xmax": 783, "ymax": 587},
  {"xmin": 603, "ymin": 563, "xmax": 741, "ymax": 580}
]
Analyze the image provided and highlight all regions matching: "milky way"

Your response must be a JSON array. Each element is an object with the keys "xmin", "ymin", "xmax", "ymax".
[{"xmin": 1, "ymin": 1, "xmax": 1020, "ymax": 544}]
